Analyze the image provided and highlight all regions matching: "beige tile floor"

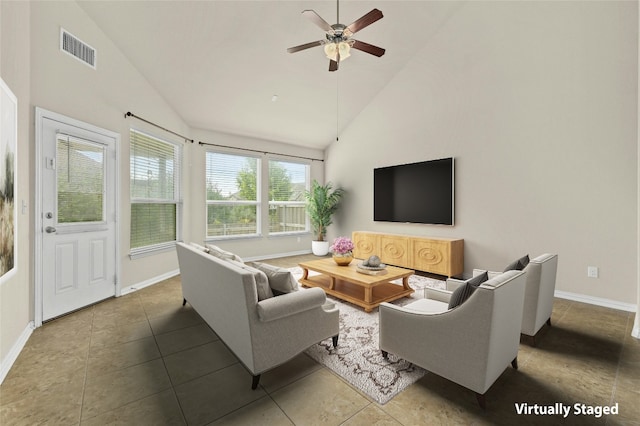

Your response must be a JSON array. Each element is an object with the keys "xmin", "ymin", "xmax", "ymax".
[{"xmin": 1, "ymin": 254, "xmax": 639, "ymax": 425}]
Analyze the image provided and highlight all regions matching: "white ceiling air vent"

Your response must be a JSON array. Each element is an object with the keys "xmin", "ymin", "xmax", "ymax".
[{"xmin": 60, "ymin": 28, "xmax": 96, "ymax": 69}]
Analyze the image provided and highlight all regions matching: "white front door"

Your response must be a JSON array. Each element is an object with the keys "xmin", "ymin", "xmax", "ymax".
[{"xmin": 36, "ymin": 109, "xmax": 118, "ymax": 322}]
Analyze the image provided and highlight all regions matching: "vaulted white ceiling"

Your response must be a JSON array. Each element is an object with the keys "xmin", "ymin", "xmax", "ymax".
[{"xmin": 78, "ymin": 1, "xmax": 460, "ymax": 149}]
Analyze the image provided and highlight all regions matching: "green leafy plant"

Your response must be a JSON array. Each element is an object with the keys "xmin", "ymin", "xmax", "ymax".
[{"xmin": 304, "ymin": 180, "xmax": 344, "ymax": 242}]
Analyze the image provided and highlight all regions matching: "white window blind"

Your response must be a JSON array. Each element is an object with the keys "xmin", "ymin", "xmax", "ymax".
[
  {"xmin": 56, "ymin": 135, "xmax": 105, "ymax": 224},
  {"xmin": 268, "ymin": 160, "xmax": 309, "ymax": 234},
  {"xmin": 130, "ymin": 129, "xmax": 182, "ymax": 254},
  {"xmin": 206, "ymin": 152, "xmax": 260, "ymax": 238}
]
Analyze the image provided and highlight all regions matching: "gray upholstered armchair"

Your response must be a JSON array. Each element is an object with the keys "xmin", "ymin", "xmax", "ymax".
[
  {"xmin": 454, "ymin": 253, "xmax": 558, "ymax": 345},
  {"xmin": 379, "ymin": 270, "xmax": 526, "ymax": 408},
  {"xmin": 518, "ymin": 253, "xmax": 558, "ymax": 342}
]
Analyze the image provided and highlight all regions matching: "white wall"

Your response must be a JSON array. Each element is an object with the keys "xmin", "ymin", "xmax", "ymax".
[
  {"xmin": 326, "ymin": 1, "xmax": 638, "ymax": 306},
  {"xmin": 634, "ymin": 0, "xmax": 640, "ymax": 338},
  {"xmin": 0, "ymin": 0, "xmax": 32, "ymax": 376},
  {"xmin": 29, "ymin": 1, "xmax": 193, "ymax": 289}
]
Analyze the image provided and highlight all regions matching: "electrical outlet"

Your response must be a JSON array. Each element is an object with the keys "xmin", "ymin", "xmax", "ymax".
[{"xmin": 587, "ymin": 266, "xmax": 599, "ymax": 278}]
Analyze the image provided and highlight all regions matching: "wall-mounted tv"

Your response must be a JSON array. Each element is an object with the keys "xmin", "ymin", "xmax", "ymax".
[{"xmin": 374, "ymin": 157, "xmax": 454, "ymax": 226}]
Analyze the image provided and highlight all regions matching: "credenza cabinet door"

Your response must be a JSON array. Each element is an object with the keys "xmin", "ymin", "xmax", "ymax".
[
  {"xmin": 413, "ymin": 239, "xmax": 451, "ymax": 276},
  {"xmin": 353, "ymin": 232, "xmax": 376, "ymax": 259},
  {"xmin": 379, "ymin": 235, "xmax": 411, "ymax": 268}
]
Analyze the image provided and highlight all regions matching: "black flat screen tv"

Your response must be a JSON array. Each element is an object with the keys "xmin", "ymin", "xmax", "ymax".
[{"xmin": 374, "ymin": 157, "xmax": 454, "ymax": 225}]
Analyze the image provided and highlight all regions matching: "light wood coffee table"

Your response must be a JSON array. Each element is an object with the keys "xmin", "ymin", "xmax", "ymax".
[{"xmin": 298, "ymin": 258, "xmax": 415, "ymax": 312}]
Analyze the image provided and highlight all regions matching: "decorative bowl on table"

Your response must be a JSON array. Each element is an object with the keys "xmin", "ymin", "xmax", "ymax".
[{"xmin": 356, "ymin": 255, "xmax": 388, "ymax": 275}]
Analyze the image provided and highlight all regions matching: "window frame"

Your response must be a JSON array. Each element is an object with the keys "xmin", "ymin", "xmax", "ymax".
[
  {"xmin": 129, "ymin": 128, "xmax": 183, "ymax": 259},
  {"xmin": 267, "ymin": 157, "xmax": 310, "ymax": 236},
  {"xmin": 205, "ymin": 150, "xmax": 262, "ymax": 241}
]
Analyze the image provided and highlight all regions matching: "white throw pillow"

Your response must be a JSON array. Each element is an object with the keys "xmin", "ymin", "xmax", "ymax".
[
  {"xmin": 228, "ymin": 260, "xmax": 273, "ymax": 300},
  {"xmin": 247, "ymin": 262, "xmax": 299, "ymax": 295},
  {"xmin": 206, "ymin": 244, "xmax": 243, "ymax": 263}
]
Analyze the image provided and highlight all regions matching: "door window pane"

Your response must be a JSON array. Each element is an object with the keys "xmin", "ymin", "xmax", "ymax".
[{"xmin": 57, "ymin": 136, "xmax": 104, "ymax": 223}]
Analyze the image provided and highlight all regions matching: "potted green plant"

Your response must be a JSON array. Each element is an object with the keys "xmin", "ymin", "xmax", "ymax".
[{"xmin": 304, "ymin": 180, "xmax": 345, "ymax": 256}]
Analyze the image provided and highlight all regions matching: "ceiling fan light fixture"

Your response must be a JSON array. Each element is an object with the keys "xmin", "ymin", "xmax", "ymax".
[
  {"xmin": 323, "ymin": 42, "xmax": 337, "ymax": 60},
  {"xmin": 288, "ymin": 4, "xmax": 384, "ymax": 71},
  {"xmin": 338, "ymin": 41, "xmax": 351, "ymax": 60},
  {"xmin": 324, "ymin": 41, "xmax": 351, "ymax": 61}
]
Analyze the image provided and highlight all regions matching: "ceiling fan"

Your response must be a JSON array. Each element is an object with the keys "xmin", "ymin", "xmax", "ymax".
[{"xmin": 287, "ymin": 0, "xmax": 386, "ymax": 71}]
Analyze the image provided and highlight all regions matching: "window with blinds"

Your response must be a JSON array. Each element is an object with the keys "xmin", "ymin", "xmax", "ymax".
[
  {"xmin": 56, "ymin": 135, "xmax": 105, "ymax": 224},
  {"xmin": 206, "ymin": 152, "xmax": 260, "ymax": 238},
  {"xmin": 268, "ymin": 160, "xmax": 309, "ymax": 234},
  {"xmin": 130, "ymin": 129, "xmax": 182, "ymax": 254}
]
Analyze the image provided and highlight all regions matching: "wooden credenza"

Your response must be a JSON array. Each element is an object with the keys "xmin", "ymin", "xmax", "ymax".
[{"xmin": 352, "ymin": 231, "xmax": 464, "ymax": 277}]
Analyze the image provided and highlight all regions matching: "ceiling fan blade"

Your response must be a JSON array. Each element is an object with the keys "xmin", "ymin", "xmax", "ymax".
[
  {"xmin": 352, "ymin": 40, "xmax": 386, "ymax": 57},
  {"xmin": 329, "ymin": 60, "xmax": 338, "ymax": 72},
  {"xmin": 345, "ymin": 9, "xmax": 383, "ymax": 35},
  {"xmin": 302, "ymin": 10, "xmax": 333, "ymax": 32},
  {"xmin": 287, "ymin": 40, "xmax": 324, "ymax": 54}
]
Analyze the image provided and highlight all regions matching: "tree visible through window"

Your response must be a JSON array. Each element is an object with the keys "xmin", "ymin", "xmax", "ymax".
[
  {"xmin": 268, "ymin": 160, "xmax": 309, "ymax": 234},
  {"xmin": 57, "ymin": 135, "xmax": 105, "ymax": 223},
  {"xmin": 206, "ymin": 152, "xmax": 259, "ymax": 238}
]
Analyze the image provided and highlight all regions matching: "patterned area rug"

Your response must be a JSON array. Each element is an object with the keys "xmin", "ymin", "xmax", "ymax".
[{"xmin": 288, "ymin": 267, "xmax": 446, "ymax": 405}]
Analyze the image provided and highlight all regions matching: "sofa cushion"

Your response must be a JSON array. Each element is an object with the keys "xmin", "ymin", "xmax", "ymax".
[
  {"xmin": 404, "ymin": 298, "xmax": 450, "ymax": 314},
  {"xmin": 503, "ymin": 254, "xmax": 530, "ymax": 272},
  {"xmin": 247, "ymin": 262, "xmax": 299, "ymax": 295},
  {"xmin": 206, "ymin": 244, "xmax": 243, "ymax": 263},
  {"xmin": 189, "ymin": 242, "xmax": 209, "ymax": 252},
  {"xmin": 227, "ymin": 260, "xmax": 273, "ymax": 300},
  {"xmin": 448, "ymin": 271, "xmax": 488, "ymax": 309}
]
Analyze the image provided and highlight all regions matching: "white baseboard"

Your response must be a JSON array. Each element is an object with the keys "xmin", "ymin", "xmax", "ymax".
[
  {"xmin": 554, "ymin": 290, "xmax": 637, "ymax": 313},
  {"xmin": 632, "ymin": 325, "xmax": 640, "ymax": 339},
  {"xmin": 120, "ymin": 269, "xmax": 180, "ymax": 295},
  {"xmin": 0, "ymin": 321, "xmax": 34, "ymax": 385}
]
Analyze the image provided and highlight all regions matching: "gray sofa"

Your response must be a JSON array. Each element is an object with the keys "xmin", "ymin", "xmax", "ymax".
[{"xmin": 176, "ymin": 242, "xmax": 339, "ymax": 389}]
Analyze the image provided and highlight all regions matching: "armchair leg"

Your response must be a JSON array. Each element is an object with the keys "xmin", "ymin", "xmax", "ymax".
[
  {"xmin": 511, "ymin": 357, "xmax": 518, "ymax": 370},
  {"xmin": 182, "ymin": 298, "xmax": 187, "ymax": 306},
  {"xmin": 475, "ymin": 393, "xmax": 486, "ymax": 410},
  {"xmin": 251, "ymin": 374, "xmax": 261, "ymax": 390},
  {"xmin": 381, "ymin": 350, "xmax": 388, "ymax": 359},
  {"xmin": 332, "ymin": 335, "xmax": 339, "ymax": 347},
  {"xmin": 547, "ymin": 317, "xmax": 552, "ymax": 327}
]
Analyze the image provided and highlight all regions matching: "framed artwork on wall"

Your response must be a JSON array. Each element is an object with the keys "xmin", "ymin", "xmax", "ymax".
[{"xmin": 1, "ymin": 77, "xmax": 17, "ymax": 283}]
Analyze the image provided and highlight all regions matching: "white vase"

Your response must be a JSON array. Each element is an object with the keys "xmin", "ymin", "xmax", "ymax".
[{"xmin": 312, "ymin": 240, "xmax": 330, "ymax": 256}]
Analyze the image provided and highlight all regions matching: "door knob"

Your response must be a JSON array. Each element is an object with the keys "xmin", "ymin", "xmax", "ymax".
[{"xmin": 45, "ymin": 226, "xmax": 56, "ymax": 233}]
